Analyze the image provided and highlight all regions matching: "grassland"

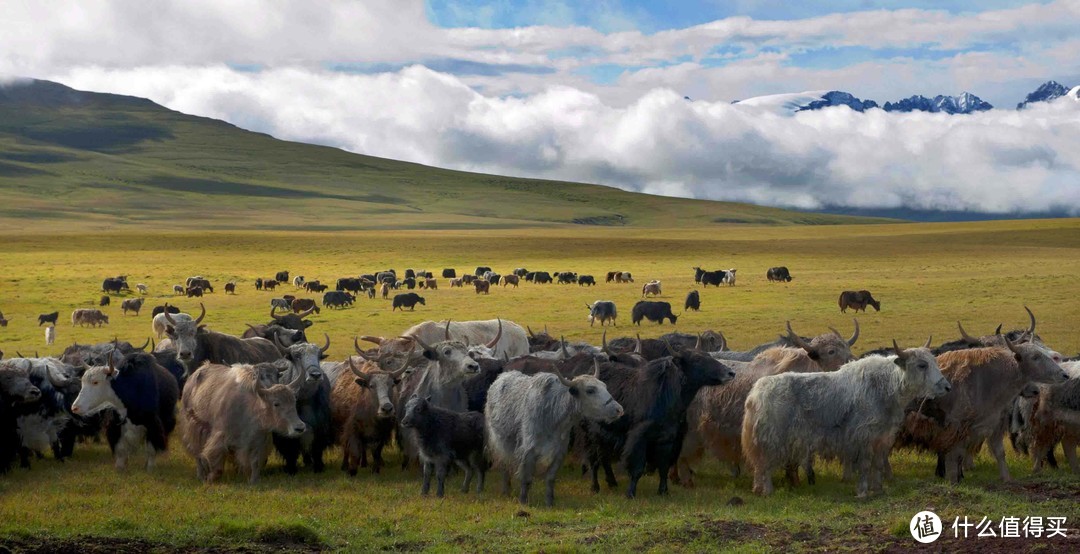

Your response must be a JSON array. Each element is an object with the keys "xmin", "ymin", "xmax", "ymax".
[
  {"xmin": 1, "ymin": 219, "xmax": 1078, "ymax": 552},
  {"xmin": 0, "ymin": 79, "xmax": 891, "ymax": 231}
]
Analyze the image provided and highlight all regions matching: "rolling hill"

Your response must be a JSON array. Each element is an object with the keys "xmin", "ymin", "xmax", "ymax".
[{"xmin": 0, "ymin": 79, "xmax": 890, "ymax": 230}]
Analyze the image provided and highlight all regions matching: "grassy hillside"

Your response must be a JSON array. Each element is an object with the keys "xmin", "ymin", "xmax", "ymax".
[{"xmin": 0, "ymin": 79, "xmax": 891, "ymax": 231}]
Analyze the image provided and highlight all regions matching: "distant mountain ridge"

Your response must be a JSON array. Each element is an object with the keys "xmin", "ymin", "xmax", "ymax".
[{"xmin": 738, "ymin": 80, "xmax": 1076, "ymax": 115}]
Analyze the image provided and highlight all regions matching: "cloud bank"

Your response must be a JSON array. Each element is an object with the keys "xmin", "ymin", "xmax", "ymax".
[
  {"xmin": 3, "ymin": 1, "xmax": 1079, "ymax": 216},
  {"xmin": 57, "ymin": 65, "xmax": 1080, "ymax": 215}
]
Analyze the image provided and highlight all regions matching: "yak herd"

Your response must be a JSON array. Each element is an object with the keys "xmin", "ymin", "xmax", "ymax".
[{"xmin": 1, "ymin": 266, "xmax": 1078, "ymax": 508}]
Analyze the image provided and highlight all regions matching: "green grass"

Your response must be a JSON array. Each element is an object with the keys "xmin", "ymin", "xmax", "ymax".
[
  {"xmin": 0, "ymin": 80, "xmax": 893, "ymax": 231},
  {"xmin": 1, "ymin": 219, "xmax": 1078, "ymax": 551}
]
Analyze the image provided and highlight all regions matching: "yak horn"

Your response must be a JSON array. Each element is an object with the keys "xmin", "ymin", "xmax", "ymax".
[
  {"xmin": 717, "ymin": 332, "xmax": 727, "ymax": 352},
  {"xmin": 848, "ymin": 319, "xmax": 860, "ymax": 346},
  {"xmin": 298, "ymin": 306, "xmax": 316, "ymax": 319},
  {"xmin": 560, "ymin": 336, "xmax": 570, "ymax": 359},
  {"xmin": 163, "ymin": 304, "xmax": 177, "ymax": 324},
  {"xmin": 486, "ymin": 319, "xmax": 503, "ymax": 349},
  {"xmin": 347, "ymin": 356, "xmax": 366, "ymax": 379},
  {"xmin": 270, "ymin": 306, "xmax": 283, "ymax": 321},
  {"xmin": 287, "ymin": 362, "xmax": 307, "ymax": 393},
  {"xmin": 923, "ymin": 336, "xmax": 933, "ymax": 349},
  {"xmin": 359, "ymin": 335, "xmax": 384, "ymax": 346},
  {"xmin": 994, "ymin": 324, "xmax": 1003, "ymax": 335},
  {"xmin": 1024, "ymin": 305, "xmax": 1036, "ymax": 340},
  {"xmin": 194, "ymin": 302, "xmax": 206, "ymax": 325},
  {"xmin": 527, "ymin": 325, "xmax": 535, "ymax": 338},
  {"xmin": 634, "ymin": 334, "xmax": 642, "ymax": 355},
  {"xmin": 694, "ymin": 334, "xmax": 702, "ymax": 350},
  {"xmin": 402, "ymin": 335, "xmax": 432, "ymax": 353},
  {"xmin": 444, "ymin": 319, "xmax": 452, "ymax": 341},
  {"xmin": 1003, "ymin": 333, "xmax": 1022, "ymax": 355},
  {"xmin": 46, "ymin": 364, "xmax": 75, "ymax": 388},
  {"xmin": 593, "ymin": 357, "xmax": 602, "ymax": 378},
  {"xmin": 957, "ymin": 321, "xmax": 980, "ymax": 345},
  {"xmin": 601, "ymin": 330, "xmax": 610, "ymax": 355},
  {"xmin": 892, "ymin": 340, "xmax": 907, "ymax": 361},
  {"xmin": 272, "ymin": 333, "xmax": 290, "ymax": 357},
  {"xmin": 135, "ymin": 337, "xmax": 150, "ymax": 351},
  {"xmin": 829, "ymin": 326, "xmax": 842, "ymax": 339},
  {"xmin": 553, "ymin": 363, "xmax": 574, "ymax": 389},
  {"xmin": 15, "ymin": 351, "xmax": 24, "ymax": 358},
  {"xmin": 320, "ymin": 333, "xmax": 331, "ymax": 355},
  {"xmin": 786, "ymin": 321, "xmax": 812, "ymax": 352}
]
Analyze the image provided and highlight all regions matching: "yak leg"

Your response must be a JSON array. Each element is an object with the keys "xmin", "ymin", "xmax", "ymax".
[
  {"xmin": 473, "ymin": 454, "xmax": 487, "ymax": 493},
  {"xmin": 855, "ymin": 454, "xmax": 871, "ymax": 499},
  {"xmin": 805, "ymin": 457, "xmax": 817, "ymax": 485},
  {"xmin": 943, "ymin": 447, "xmax": 964, "ymax": 483},
  {"xmin": 372, "ymin": 441, "xmax": 385, "ymax": 474},
  {"xmin": 435, "ymin": 461, "xmax": 449, "ymax": 498},
  {"xmin": 502, "ymin": 469, "xmax": 512, "ymax": 497},
  {"xmin": 784, "ymin": 463, "xmax": 801, "ymax": 488},
  {"xmin": 459, "ymin": 460, "xmax": 474, "ymax": 493},
  {"xmin": 519, "ymin": 454, "xmax": 537, "ymax": 505},
  {"xmin": 602, "ymin": 457, "xmax": 618, "ymax": 490},
  {"xmin": 1062, "ymin": 436, "xmax": 1080, "ymax": 473},
  {"xmin": 421, "ymin": 461, "xmax": 434, "ymax": 495},
  {"xmin": 987, "ymin": 434, "xmax": 1011, "ymax": 481},
  {"xmin": 544, "ymin": 451, "xmax": 568, "ymax": 507}
]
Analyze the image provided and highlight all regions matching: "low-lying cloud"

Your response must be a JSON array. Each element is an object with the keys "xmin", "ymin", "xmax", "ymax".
[{"xmin": 54, "ymin": 65, "xmax": 1080, "ymax": 216}]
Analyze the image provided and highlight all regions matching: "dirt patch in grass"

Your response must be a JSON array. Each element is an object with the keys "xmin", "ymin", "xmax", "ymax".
[
  {"xmin": 986, "ymin": 480, "xmax": 1080, "ymax": 502},
  {"xmin": 0, "ymin": 534, "xmax": 326, "ymax": 553}
]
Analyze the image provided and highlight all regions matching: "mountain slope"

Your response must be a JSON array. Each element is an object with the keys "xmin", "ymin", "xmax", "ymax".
[{"xmin": 0, "ymin": 79, "xmax": 889, "ymax": 231}]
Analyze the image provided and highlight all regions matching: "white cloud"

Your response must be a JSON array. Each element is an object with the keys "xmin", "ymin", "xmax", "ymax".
[{"xmin": 53, "ymin": 65, "xmax": 1080, "ymax": 215}]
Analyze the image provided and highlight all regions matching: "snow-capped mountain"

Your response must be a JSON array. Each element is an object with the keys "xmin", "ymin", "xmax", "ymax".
[
  {"xmin": 882, "ymin": 92, "xmax": 992, "ymax": 114},
  {"xmin": 1016, "ymin": 81, "xmax": 1070, "ymax": 109}
]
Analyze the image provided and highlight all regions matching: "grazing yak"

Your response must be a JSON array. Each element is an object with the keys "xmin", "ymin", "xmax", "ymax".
[
  {"xmin": 324, "ymin": 291, "xmax": 355, "ymax": 309},
  {"xmin": 587, "ymin": 301, "xmax": 617, "ymax": 327},
  {"xmin": 121, "ymin": 298, "xmax": 144, "ymax": 316},
  {"xmin": 181, "ymin": 362, "xmax": 307, "ymax": 483},
  {"xmin": 631, "ymin": 301, "xmax": 678, "ymax": 325},
  {"xmin": 743, "ymin": 340, "xmax": 950, "ymax": 497},
  {"xmin": 896, "ymin": 337, "xmax": 1068, "ymax": 482},
  {"xmin": 401, "ymin": 395, "xmax": 487, "ymax": 498},
  {"xmin": 275, "ymin": 271, "xmax": 290, "ymax": 283},
  {"xmin": 72, "ymin": 309, "xmax": 109, "ymax": 327},
  {"xmin": 362, "ymin": 319, "xmax": 527, "ymax": 361},
  {"xmin": 485, "ymin": 364, "xmax": 624, "ymax": 506},
  {"xmin": 224, "ymin": 282, "xmax": 236, "ymax": 294},
  {"xmin": 578, "ymin": 275, "xmax": 596, "ymax": 286},
  {"xmin": 642, "ymin": 281, "xmax": 662, "ymax": 297},
  {"xmin": 502, "ymin": 275, "xmax": 519, "ymax": 288},
  {"xmin": 700, "ymin": 270, "xmax": 728, "ymax": 287},
  {"xmin": 101, "ymin": 276, "xmax": 129, "ymax": 294},
  {"xmin": 291, "ymin": 298, "xmax": 320, "ymax": 314},
  {"xmin": 767, "ymin": 267, "xmax": 793, "ymax": 282},
  {"xmin": 151, "ymin": 304, "xmax": 181, "ymax": 318},
  {"xmin": 532, "ymin": 272, "xmax": 553, "ymax": 284},
  {"xmin": 71, "ymin": 350, "xmax": 179, "ymax": 471},
  {"xmin": 185, "ymin": 286, "xmax": 204, "ymax": 298},
  {"xmin": 99, "ymin": 296, "xmax": 111, "ymax": 306},
  {"xmin": 474, "ymin": 280, "xmax": 491, "ymax": 294},
  {"xmin": 38, "ymin": 312, "xmax": 59, "ymax": 326},
  {"xmin": 442, "ymin": 268, "xmax": 456, "ymax": 278},
  {"xmin": 333, "ymin": 349, "xmax": 410, "ymax": 475},
  {"xmin": 839, "ymin": 290, "xmax": 880, "ymax": 313},
  {"xmin": 684, "ymin": 291, "xmax": 701, "ymax": 311},
  {"xmin": 393, "ymin": 293, "xmax": 426, "ymax": 311},
  {"xmin": 1, "ymin": 364, "xmax": 41, "ymax": 473}
]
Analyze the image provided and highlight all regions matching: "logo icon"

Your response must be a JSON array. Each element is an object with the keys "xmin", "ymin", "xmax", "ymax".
[{"xmin": 911, "ymin": 511, "xmax": 942, "ymax": 543}]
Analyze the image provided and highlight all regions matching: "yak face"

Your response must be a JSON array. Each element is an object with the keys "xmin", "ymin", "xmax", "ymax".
[
  {"xmin": 1010, "ymin": 341, "xmax": 1070, "ymax": 384},
  {"xmin": 166, "ymin": 320, "xmax": 202, "ymax": 362},
  {"xmin": 674, "ymin": 350, "xmax": 737, "ymax": 389},
  {"xmin": 787, "ymin": 321, "xmax": 859, "ymax": 371},
  {"xmin": 0, "ymin": 366, "xmax": 41, "ymax": 403},
  {"xmin": 399, "ymin": 395, "xmax": 429, "ymax": 428},
  {"xmin": 71, "ymin": 365, "xmax": 123, "ymax": 416},
  {"xmin": 896, "ymin": 347, "xmax": 951, "ymax": 399},
  {"xmin": 257, "ymin": 384, "xmax": 306, "ymax": 437},
  {"xmin": 422, "ymin": 340, "xmax": 480, "ymax": 377},
  {"xmin": 568, "ymin": 374, "xmax": 623, "ymax": 423},
  {"xmin": 361, "ymin": 371, "xmax": 399, "ymax": 417}
]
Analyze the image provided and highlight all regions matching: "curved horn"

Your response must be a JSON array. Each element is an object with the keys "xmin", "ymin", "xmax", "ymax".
[
  {"xmin": 717, "ymin": 332, "xmax": 728, "ymax": 352},
  {"xmin": 353, "ymin": 336, "xmax": 369, "ymax": 357},
  {"xmin": 359, "ymin": 335, "xmax": 384, "ymax": 346},
  {"xmin": 287, "ymin": 361, "xmax": 307, "ymax": 393},
  {"xmin": 593, "ymin": 357, "xmax": 602, "ymax": 378},
  {"xmin": 1023, "ymin": 305, "xmax": 1036, "ymax": 339},
  {"xmin": 847, "ymin": 318, "xmax": 860, "ymax": 346},
  {"xmin": 694, "ymin": 334, "xmax": 702, "ymax": 350},
  {"xmin": 163, "ymin": 303, "xmax": 176, "ymax": 324},
  {"xmin": 46, "ymin": 364, "xmax": 75, "ymax": 388},
  {"xmin": 601, "ymin": 330, "xmax": 610, "ymax": 355},
  {"xmin": 957, "ymin": 321, "xmax": 980, "ymax": 345},
  {"xmin": 553, "ymin": 363, "xmax": 574, "ymax": 389},
  {"xmin": 923, "ymin": 335, "xmax": 933, "ymax": 349},
  {"xmin": 560, "ymin": 336, "xmax": 570, "ymax": 359},
  {"xmin": 444, "ymin": 319, "xmax": 452, "ymax": 341},
  {"xmin": 347, "ymin": 356, "xmax": 365, "ymax": 378},
  {"xmin": 994, "ymin": 324, "xmax": 1003, "ymax": 335},
  {"xmin": 663, "ymin": 339, "xmax": 676, "ymax": 356},
  {"xmin": 786, "ymin": 321, "xmax": 812, "ymax": 352},
  {"xmin": 106, "ymin": 348, "xmax": 117, "ymax": 375},
  {"xmin": 320, "ymin": 333, "xmax": 331, "ymax": 355},
  {"xmin": 245, "ymin": 323, "xmax": 260, "ymax": 333},
  {"xmin": 298, "ymin": 306, "xmax": 316, "ymax": 319},
  {"xmin": 634, "ymin": 334, "xmax": 642, "ymax": 355},
  {"xmin": 828, "ymin": 326, "xmax": 842, "ymax": 339},
  {"xmin": 402, "ymin": 335, "xmax": 432, "ymax": 353},
  {"xmin": 1003, "ymin": 333, "xmax": 1022, "ymax": 355},
  {"xmin": 892, "ymin": 339, "xmax": 908, "ymax": 361},
  {"xmin": 150, "ymin": 338, "xmax": 156, "ymax": 351},
  {"xmin": 135, "ymin": 337, "xmax": 151, "ymax": 351},
  {"xmin": 271, "ymin": 306, "xmax": 283, "ymax": 321},
  {"xmin": 485, "ymin": 319, "xmax": 503, "ymax": 349},
  {"xmin": 272, "ymin": 333, "xmax": 290, "ymax": 357},
  {"xmin": 194, "ymin": 302, "xmax": 206, "ymax": 325},
  {"xmin": 16, "ymin": 351, "xmax": 24, "ymax": 358},
  {"xmin": 527, "ymin": 325, "xmax": 535, "ymax": 338}
]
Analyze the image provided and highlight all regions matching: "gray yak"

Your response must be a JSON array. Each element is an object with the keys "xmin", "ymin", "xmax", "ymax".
[{"xmin": 743, "ymin": 340, "xmax": 950, "ymax": 497}]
